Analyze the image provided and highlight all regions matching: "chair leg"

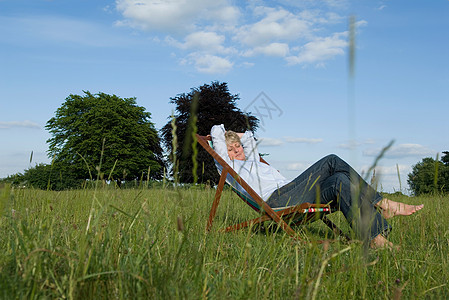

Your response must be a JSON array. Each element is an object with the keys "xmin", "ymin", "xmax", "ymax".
[
  {"xmin": 322, "ymin": 215, "xmax": 351, "ymax": 241},
  {"xmin": 222, "ymin": 215, "xmax": 271, "ymax": 232},
  {"xmin": 207, "ymin": 170, "xmax": 228, "ymax": 231}
]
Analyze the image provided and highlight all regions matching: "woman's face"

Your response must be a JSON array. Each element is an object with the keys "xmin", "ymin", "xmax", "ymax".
[{"xmin": 227, "ymin": 142, "xmax": 245, "ymax": 160}]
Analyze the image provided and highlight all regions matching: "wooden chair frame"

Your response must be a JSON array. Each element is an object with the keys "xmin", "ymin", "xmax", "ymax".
[{"xmin": 196, "ymin": 134, "xmax": 349, "ymax": 240}]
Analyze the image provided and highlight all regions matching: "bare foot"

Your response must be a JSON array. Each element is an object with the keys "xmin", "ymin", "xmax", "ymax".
[
  {"xmin": 370, "ymin": 234, "xmax": 399, "ymax": 250},
  {"xmin": 376, "ymin": 199, "xmax": 424, "ymax": 219}
]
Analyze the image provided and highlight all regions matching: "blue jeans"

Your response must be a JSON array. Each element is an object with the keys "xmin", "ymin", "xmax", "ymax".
[{"xmin": 266, "ymin": 154, "xmax": 391, "ymax": 240}]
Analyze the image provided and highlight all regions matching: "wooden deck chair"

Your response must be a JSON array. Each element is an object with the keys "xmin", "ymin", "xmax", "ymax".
[{"xmin": 196, "ymin": 134, "xmax": 349, "ymax": 240}]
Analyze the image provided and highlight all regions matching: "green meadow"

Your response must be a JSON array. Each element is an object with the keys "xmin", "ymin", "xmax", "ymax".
[{"xmin": 0, "ymin": 184, "xmax": 447, "ymax": 299}]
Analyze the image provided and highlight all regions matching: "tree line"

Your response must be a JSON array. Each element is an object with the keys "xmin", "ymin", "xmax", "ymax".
[
  {"xmin": 2, "ymin": 82, "xmax": 257, "ymax": 190},
  {"xmin": 1, "ymin": 81, "xmax": 447, "ymax": 196},
  {"xmin": 407, "ymin": 152, "xmax": 449, "ymax": 195}
]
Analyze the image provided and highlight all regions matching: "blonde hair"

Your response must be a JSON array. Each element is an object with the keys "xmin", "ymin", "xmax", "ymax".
[{"xmin": 225, "ymin": 130, "xmax": 241, "ymax": 146}]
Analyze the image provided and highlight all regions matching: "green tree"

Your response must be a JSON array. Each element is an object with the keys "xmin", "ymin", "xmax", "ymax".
[
  {"xmin": 407, "ymin": 154, "xmax": 449, "ymax": 195},
  {"xmin": 0, "ymin": 173, "xmax": 24, "ymax": 186},
  {"xmin": 161, "ymin": 81, "xmax": 259, "ymax": 184},
  {"xmin": 23, "ymin": 163, "xmax": 82, "ymax": 190},
  {"xmin": 46, "ymin": 91, "xmax": 164, "ymax": 186},
  {"xmin": 1, "ymin": 163, "xmax": 82, "ymax": 190},
  {"xmin": 441, "ymin": 151, "xmax": 449, "ymax": 165},
  {"xmin": 441, "ymin": 151, "xmax": 449, "ymax": 192}
]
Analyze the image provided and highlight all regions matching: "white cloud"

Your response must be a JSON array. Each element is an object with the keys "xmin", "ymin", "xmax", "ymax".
[
  {"xmin": 356, "ymin": 20, "xmax": 368, "ymax": 28},
  {"xmin": 338, "ymin": 139, "xmax": 375, "ymax": 150},
  {"xmin": 258, "ymin": 137, "xmax": 283, "ymax": 146},
  {"xmin": 0, "ymin": 121, "xmax": 41, "ymax": 129},
  {"xmin": 235, "ymin": 7, "xmax": 311, "ymax": 47},
  {"xmin": 207, "ymin": 5, "xmax": 241, "ymax": 29},
  {"xmin": 115, "ymin": 0, "xmax": 239, "ymax": 34},
  {"xmin": 183, "ymin": 53, "xmax": 233, "ymax": 74},
  {"xmin": 241, "ymin": 61, "xmax": 255, "ymax": 68},
  {"xmin": 183, "ymin": 31, "xmax": 225, "ymax": 51},
  {"xmin": 338, "ymin": 141, "xmax": 360, "ymax": 150},
  {"xmin": 243, "ymin": 42, "xmax": 290, "ymax": 57},
  {"xmin": 286, "ymin": 31, "xmax": 347, "ymax": 65},
  {"xmin": 374, "ymin": 164, "xmax": 410, "ymax": 176},
  {"xmin": 364, "ymin": 144, "xmax": 435, "ymax": 159},
  {"xmin": 286, "ymin": 162, "xmax": 309, "ymax": 171},
  {"xmin": 115, "ymin": 1, "xmax": 355, "ymax": 73},
  {"xmin": 258, "ymin": 136, "xmax": 323, "ymax": 146},
  {"xmin": 321, "ymin": 0, "xmax": 350, "ymax": 9},
  {"xmin": 284, "ymin": 137, "xmax": 323, "ymax": 144},
  {"xmin": 358, "ymin": 163, "xmax": 410, "ymax": 177},
  {"xmin": 169, "ymin": 31, "xmax": 235, "ymax": 54},
  {"xmin": 357, "ymin": 163, "xmax": 412, "ymax": 193}
]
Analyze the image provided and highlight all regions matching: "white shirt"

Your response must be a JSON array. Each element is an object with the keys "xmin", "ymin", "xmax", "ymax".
[{"xmin": 210, "ymin": 124, "xmax": 290, "ymax": 201}]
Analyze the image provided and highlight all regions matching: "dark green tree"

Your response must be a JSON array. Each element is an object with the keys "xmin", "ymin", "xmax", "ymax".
[
  {"xmin": 161, "ymin": 81, "xmax": 259, "ymax": 184},
  {"xmin": 441, "ymin": 151, "xmax": 449, "ymax": 192},
  {"xmin": 19, "ymin": 163, "xmax": 82, "ymax": 190},
  {"xmin": 46, "ymin": 91, "xmax": 164, "ymax": 186},
  {"xmin": 407, "ymin": 154, "xmax": 449, "ymax": 195},
  {"xmin": 0, "ymin": 173, "xmax": 25, "ymax": 186},
  {"xmin": 1, "ymin": 163, "xmax": 82, "ymax": 190},
  {"xmin": 441, "ymin": 151, "xmax": 449, "ymax": 165}
]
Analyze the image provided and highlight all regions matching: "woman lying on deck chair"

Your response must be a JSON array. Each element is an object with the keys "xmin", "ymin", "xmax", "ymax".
[{"xmin": 210, "ymin": 124, "xmax": 423, "ymax": 250}]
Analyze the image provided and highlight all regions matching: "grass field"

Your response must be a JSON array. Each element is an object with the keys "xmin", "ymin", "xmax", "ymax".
[{"xmin": 0, "ymin": 184, "xmax": 448, "ymax": 299}]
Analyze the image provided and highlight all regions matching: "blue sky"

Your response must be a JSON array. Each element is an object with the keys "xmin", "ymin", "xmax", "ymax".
[{"xmin": 1, "ymin": 0, "xmax": 448, "ymax": 193}]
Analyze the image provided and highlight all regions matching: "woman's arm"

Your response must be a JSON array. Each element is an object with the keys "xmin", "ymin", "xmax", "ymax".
[
  {"xmin": 210, "ymin": 124, "xmax": 231, "ymax": 162},
  {"xmin": 239, "ymin": 131, "xmax": 259, "ymax": 161}
]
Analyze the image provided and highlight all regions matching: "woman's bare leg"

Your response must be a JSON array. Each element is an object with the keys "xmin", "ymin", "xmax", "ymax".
[{"xmin": 376, "ymin": 199, "xmax": 424, "ymax": 219}]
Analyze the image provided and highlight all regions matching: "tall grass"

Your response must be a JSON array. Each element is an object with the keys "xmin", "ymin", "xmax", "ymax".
[{"xmin": 0, "ymin": 184, "xmax": 447, "ymax": 299}]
